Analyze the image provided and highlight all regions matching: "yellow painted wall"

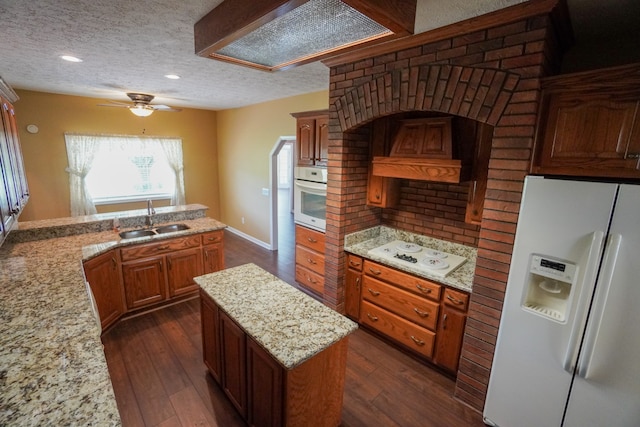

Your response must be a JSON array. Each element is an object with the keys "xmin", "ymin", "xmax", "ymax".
[
  {"xmin": 13, "ymin": 90, "xmax": 220, "ymax": 221},
  {"xmin": 217, "ymin": 90, "xmax": 328, "ymax": 245}
]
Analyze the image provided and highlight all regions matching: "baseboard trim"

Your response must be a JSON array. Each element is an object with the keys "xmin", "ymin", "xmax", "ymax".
[{"xmin": 225, "ymin": 226, "xmax": 273, "ymax": 250}]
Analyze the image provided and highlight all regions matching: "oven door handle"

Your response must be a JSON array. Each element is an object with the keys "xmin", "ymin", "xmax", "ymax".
[{"xmin": 295, "ymin": 180, "xmax": 327, "ymax": 194}]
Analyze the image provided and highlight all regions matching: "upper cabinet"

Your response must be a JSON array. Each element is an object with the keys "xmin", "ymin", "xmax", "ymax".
[
  {"xmin": 292, "ymin": 110, "xmax": 329, "ymax": 167},
  {"xmin": 0, "ymin": 87, "xmax": 29, "ymax": 244},
  {"xmin": 532, "ymin": 63, "xmax": 640, "ymax": 179}
]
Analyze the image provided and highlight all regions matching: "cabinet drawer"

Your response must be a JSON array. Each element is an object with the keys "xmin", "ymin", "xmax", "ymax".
[
  {"xmin": 121, "ymin": 235, "xmax": 201, "ymax": 261},
  {"xmin": 201, "ymin": 230, "xmax": 224, "ymax": 245},
  {"xmin": 363, "ymin": 260, "xmax": 441, "ymax": 301},
  {"xmin": 443, "ymin": 288, "xmax": 469, "ymax": 311},
  {"xmin": 295, "ymin": 264, "xmax": 324, "ymax": 295},
  {"xmin": 295, "ymin": 245, "xmax": 325, "ymax": 276},
  {"xmin": 362, "ymin": 276, "xmax": 439, "ymax": 331},
  {"xmin": 360, "ymin": 301, "xmax": 435, "ymax": 359},
  {"xmin": 347, "ymin": 254, "xmax": 363, "ymax": 271},
  {"xmin": 295, "ymin": 225, "xmax": 325, "ymax": 252}
]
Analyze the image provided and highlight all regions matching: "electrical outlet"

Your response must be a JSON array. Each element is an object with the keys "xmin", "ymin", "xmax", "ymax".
[
  {"xmin": 262, "ymin": 187, "xmax": 269, "ymax": 196},
  {"xmin": 241, "ymin": 217, "xmax": 245, "ymax": 224}
]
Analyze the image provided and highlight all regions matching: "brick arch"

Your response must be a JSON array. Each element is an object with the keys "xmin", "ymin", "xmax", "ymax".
[{"xmin": 334, "ymin": 64, "xmax": 520, "ymax": 131}]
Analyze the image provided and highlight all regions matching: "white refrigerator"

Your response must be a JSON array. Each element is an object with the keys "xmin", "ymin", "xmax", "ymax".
[{"xmin": 483, "ymin": 176, "xmax": 640, "ymax": 427}]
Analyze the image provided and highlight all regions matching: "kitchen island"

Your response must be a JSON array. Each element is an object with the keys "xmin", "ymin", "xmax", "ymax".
[
  {"xmin": 195, "ymin": 264, "xmax": 358, "ymax": 427},
  {"xmin": 0, "ymin": 205, "xmax": 225, "ymax": 425}
]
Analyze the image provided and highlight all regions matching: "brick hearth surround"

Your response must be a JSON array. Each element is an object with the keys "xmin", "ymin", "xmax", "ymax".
[{"xmin": 321, "ymin": 0, "xmax": 569, "ymax": 411}]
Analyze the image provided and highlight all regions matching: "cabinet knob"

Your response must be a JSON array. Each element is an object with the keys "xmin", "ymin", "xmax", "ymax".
[
  {"xmin": 307, "ymin": 237, "xmax": 317, "ymax": 243},
  {"xmin": 306, "ymin": 258, "xmax": 316, "ymax": 265}
]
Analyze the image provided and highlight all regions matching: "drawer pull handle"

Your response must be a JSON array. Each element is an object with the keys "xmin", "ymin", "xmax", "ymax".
[
  {"xmin": 306, "ymin": 276, "xmax": 317, "ymax": 284},
  {"xmin": 306, "ymin": 258, "xmax": 317, "ymax": 265},
  {"xmin": 157, "ymin": 245, "xmax": 170, "ymax": 250},
  {"xmin": 410, "ymin": 336, "xmax": 425, "ymax": 346},
  {"xmin": 416, "ymin": 284, "xmax": 431, "ymax": 294},
  {"xmin": 204, "ymin": 251, "xmax": 208, "ymax": 261},
  {"xmin": 349, "ymin": 260, "xmax": 361, "ymax": 267},
  {"xmin": 442, "ymin": 313, "xmax": 448, "ymax": 329},
  {"xmin": 367, "ymin": 313, "xmax": 378, "ymax": 322},
  {"xmin": 355, "ymin": 277, "xmax": 361, "ymax": 290},
  {"xmin": 111, "ymin": 257, "xmax": 117, "ymax": 270},
  {"xmin": 413, "ymin": 308, "xmax": 429, "ymax": 318},
  {"xmin": 368, "ymin": 267, "xmax": 382, "ymax": 275},
  {"xmin": 626, "ymin": 152, "xmax": 640, "ymax": 159},
  {"xmin": 307, "ymin": 237, "xmax": 317, "ymax": 243},
  {"xmin": 447, "ymin": 295, "xmax": 463, "ymax": 305},
  {"xmin": 367, "ymin": 288, "xmax": 380, "ymax": 297},
  {"xmin": 207, "ymin": 237, "xmax": 218, "ymax": 242}
]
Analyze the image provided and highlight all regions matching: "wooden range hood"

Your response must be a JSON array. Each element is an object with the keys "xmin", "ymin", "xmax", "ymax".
[{"xmin": 372, "ymin": 117, "xmax": 464, "ymax": 183}]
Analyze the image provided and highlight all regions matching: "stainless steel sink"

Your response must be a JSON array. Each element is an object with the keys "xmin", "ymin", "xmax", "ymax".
[
  {"xmin": 155, "ymin": 223, "xmax": 190, "ymax": 234},
  {"xmin": 118, "ymin": 229, "xmax": 156, "ymax": 239}
]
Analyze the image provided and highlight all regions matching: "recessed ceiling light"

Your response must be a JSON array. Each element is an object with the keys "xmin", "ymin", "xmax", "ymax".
[
  {"xmin": 165, "ymin": 74, "xmax": 180, "ymax": 80},
  {"xmin": 60, "ymin": 55, "xmax": 83, "ymax": 63}
]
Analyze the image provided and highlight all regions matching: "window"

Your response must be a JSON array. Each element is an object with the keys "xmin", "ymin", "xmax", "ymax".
[{"xmin": 64, "ymin": 134, "xmax": 185, "ymax": 216}]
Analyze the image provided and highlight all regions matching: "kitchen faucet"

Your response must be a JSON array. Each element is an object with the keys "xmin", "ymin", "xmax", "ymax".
[{"xmin": 145, "ymin": 199, "xmax": 156, "ymax": 227}]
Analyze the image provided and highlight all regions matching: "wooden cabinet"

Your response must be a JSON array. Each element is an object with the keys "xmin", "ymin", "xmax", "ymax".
[
  {"xmin": 121, "ymin": 235, "xmax": 202, "ymax": 310},
  {"xmin": 353, "ymin": 257, "xmax": 469, "ymax": 373},
  {"xmin": 200, "ymin": 290, "xmax": 349, "ymax": 427},
  {"xmin": 167, "ymin": 247, "xmax": 203, "ymax": 297},
  {"xmin": 294, "ymin": 225, "xmax": 325, "ymax": 295},
  {"xmin": 202, "ymin": 230, "xmax": 225, "ymax": 273},
  {"xmin": 201, "ymin": 292, "xmax": 222, "ymax": 382},
  {"xmin": 389, "ymin": 117, "xmax": 453, "ymax": 158},
  {"xmin": 434, "ymin": 288, "xmax": 469, "ymax": 373},
  {"xmin": 465, "ymin": 122, "xmax": 493, "ymax": 224},
  {"xmin": 0, "ymin": 94, "xmax": 29, "ymax": 243},
  {"xmin": 367, "ymin": 119, "xmax": 399, "ymax": 208},
  {"xmin": 532, "ymin": 63, "xmax": 640, "ymax": 179},
  {"xmin": 220, "ymin": 310, "xmax": 248, "ymax": 418},
  {"xmin": 344, "ymin": 254, "xmax": 363, "ymax": 320},
  {"xmin": 291, "ymin": 110, "xmax": 329, "ymax": 166},
  {"xmin": 83, "ymin": 250, "xmax": 125, "ymax": 331}
]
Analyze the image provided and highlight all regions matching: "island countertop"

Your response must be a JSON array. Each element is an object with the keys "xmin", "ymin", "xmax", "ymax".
[
  {"xmin": 0, "ymin": 211, "xmax": 225, "ymax": 425},
  {"xmin": 195, "ymin": 263, "xmax": 358, "ymax": 369}
]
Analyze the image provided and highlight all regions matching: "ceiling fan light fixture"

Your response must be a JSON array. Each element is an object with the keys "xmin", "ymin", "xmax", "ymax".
[{"xmin": 130, "ymin": 106, "xmax": 154, "ymax": 117}]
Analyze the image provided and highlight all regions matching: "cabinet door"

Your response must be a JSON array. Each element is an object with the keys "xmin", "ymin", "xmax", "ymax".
[
  {"xmin": 166, "ymin": 247, "xmax": 203, "ymax": 297},
  {"xmin": 314, "ymin": 115, "xmax": 329, "ymax": 166},
  {"xmin": 367, "ymin": 118, "xmax": 399, "ymax": 207},
  {"xmin": 434, "ymin": 306, "xmax": 466, "ymax": 373},
  {"xmin": 345, "ymin": 268, "xmax": 362, "ymax": 321},
  {"xmin": 296, "ymin": 117, "xmax": 316, "ymax": 166},
  {"xmin": 536, "ymin": 94, "xmax": 640, "ymax": 177},
  {"xmin": 122, "ymin": 256, "xmax": 166, "ymax": 310},
  {"xmin": 0, "ymin": 100, "xmax": 19, "ymax": 224},
  {"xmin": 83, "ymin": 251, "xmax": 125, "ymax": 331},
  {"xmin": 200, "ymin": 291, "xmax": 222, "ymax": 383},
  {"xmin": 203, "ymin": 243, "xmax": 224, "ymax": 274},
  {"xmin": 220, "ymin": 311, "xmax": 247, "ymax": 418},
  {"xmin": 247, "ymin": 338, "xmax": 283, "ymax": 427},
  {"xmin": 2, "ymin": 101, "xmax": 28, "ymax": 207}
]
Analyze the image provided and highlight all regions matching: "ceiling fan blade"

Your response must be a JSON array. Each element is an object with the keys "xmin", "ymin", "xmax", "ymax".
[
  {"xmin": 151, "ymin": 105, "xmax": 182, "ymax": 112},
  {"xmin": 97, "ymin": 102, "xmax": 131, "ymax": 108}
]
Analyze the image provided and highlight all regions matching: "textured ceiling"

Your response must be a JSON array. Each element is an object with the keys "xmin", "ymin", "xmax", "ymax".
[{"xmin": 0, "ymin": 0, "xmax": 638, "ymax": 111}]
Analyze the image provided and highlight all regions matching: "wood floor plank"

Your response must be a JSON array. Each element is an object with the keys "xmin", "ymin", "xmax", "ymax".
[{"xmin": 169, "ymin": 385, "xmax": 218, "ymax": 427}]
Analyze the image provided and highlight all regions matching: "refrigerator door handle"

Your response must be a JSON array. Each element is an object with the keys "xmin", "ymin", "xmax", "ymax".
[
  {"xmin": 562, "ymin": 230, "xmax": 606, "ymax": 374},
  {"xmin": 576, "ymin": 233, "xmax": 622, "ymax": 379}
]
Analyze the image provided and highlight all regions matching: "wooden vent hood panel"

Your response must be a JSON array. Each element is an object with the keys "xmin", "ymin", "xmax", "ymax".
[{"xmin": 373, "ymin": 117, "xmax": 463, "ymax": 183}]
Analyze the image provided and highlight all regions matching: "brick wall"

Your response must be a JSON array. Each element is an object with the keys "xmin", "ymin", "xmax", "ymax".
[{"xmin": 324, "ymin": 8, "xmax": 563, "ymax": 411}]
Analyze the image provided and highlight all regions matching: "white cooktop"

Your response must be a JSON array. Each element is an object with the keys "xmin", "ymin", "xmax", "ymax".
[{"xmin": 367, "ymin": 240, "xmax": 467, "ymax": 278}]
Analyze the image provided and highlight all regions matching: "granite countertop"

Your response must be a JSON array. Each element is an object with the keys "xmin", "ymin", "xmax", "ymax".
[
  {"xmin": 344, "ymin": 226, "xmax": 477, "ymax": 293},
  {"xmin": 195, "ymin": 264, "xmax": 358, "ymax": 370},
  {"xmin": 0, "ymin": 208, "xmax": 226, "ymax": 425}
]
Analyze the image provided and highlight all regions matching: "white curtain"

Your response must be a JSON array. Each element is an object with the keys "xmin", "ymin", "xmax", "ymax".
[
  {"xmin": 159, "ymin": 138, "xmax": 186, "ymax": 205},
  {"xmin": 64, "ymin": 134, "xmax": 100, "ymax": 216}
]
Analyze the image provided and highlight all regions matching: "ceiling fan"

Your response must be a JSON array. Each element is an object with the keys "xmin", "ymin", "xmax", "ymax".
[{"xmin": 98, "ymin": 92, "xmax": 182, "ymax": 117}]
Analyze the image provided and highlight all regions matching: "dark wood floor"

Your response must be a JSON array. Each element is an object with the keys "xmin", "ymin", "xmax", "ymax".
[{"xmin": 101, "ymin": 204, "xmax": 486, "ymax": 427}]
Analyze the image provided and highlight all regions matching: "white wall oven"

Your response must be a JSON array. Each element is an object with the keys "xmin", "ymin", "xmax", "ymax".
[{"xmin": 294, "ymin": 166, "xmax": 327, "ymax": 232}]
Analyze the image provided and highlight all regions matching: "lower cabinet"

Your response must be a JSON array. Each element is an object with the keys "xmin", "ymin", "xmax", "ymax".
[
  {"xmin": 83, "ymin": 229, "xmax": 225, "ymax": 332},
  {"xmin": 200, "ymin": 290, "xmax": 348, "ymax": 427},
  {"xmin": 351, "ymin": 256, "xmax": 469, "ymax": 374},
  {"xmin": 294, "ymin": 225, "xmax": 326, "ymax": 295},
  {"xmin": 83, "ymin": 250, "xmax": 125, "ymax": 331}
]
